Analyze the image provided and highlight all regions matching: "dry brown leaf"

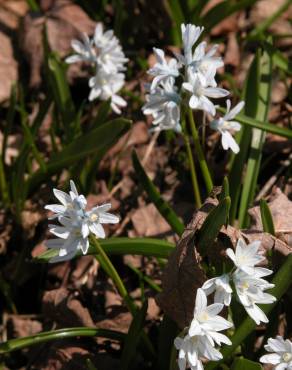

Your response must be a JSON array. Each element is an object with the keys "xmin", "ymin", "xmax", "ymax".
[
  {"xmin": 20, "ymin": 0, "xmax": 96, "ymax": 87},
  {"xmin": 131, "ymin": 203, "xmax": 171, "ymax": 237},
  {"xmin": 42, "ymin": 288, "xmax": 95, "ymax": 327}
]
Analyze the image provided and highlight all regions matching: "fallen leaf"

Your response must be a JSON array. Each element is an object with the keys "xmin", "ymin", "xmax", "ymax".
[
  {"xmin": 20, "ymin": 0, "xmax": 96, "ymax": 87},
  {"xmin": 42, "ymin": 288, "xmax": 95, "ymax": 327},
  {"xmin": 131, "ymin": 203, "xmax": 171, "ymax": 237}
]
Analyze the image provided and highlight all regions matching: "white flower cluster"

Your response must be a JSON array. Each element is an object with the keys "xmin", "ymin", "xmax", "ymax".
[
  {"xmin": 203, "ymin": 238, "xmax": 276, "ymax": 325},
  {"xmin": 260, "ymin": 336, "xmax": 292, "ymax": 369},
  {"xmin": 66, "ymin": 24, "xmax": 128, "ymax": 114},
  {"xmin": 174, "ymin": 238, "xmax": 276, "ymax": 370},
  {"xmin": 45, "ymin": 180, "xmax": 119, "ymax": 263},
  {"xmin": 142, "ymin": 23, "xmax": 244, "ymax": 153},
  {"xmin": 174, "ymin": 288, "xmax": 233, "ymax": 370}
]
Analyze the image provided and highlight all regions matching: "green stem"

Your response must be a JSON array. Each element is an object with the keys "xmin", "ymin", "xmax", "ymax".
[
  {"xmin": 183, "ymin": 133, "xmax": 202, "ymax": 208},
  {"xmin": 188, "ymin": 109, "xmax": 213, "ymax": 194},
  {"xmin": 90, "ymin": 236, "xmax": 156, "ymax": 358},
  {"xmin": 0, "ymin": 327, "xmax": 124, "ymax": 354},
  {"xmin": 90, "ymin": 235, "xmax": 136, "ymax": 314},
  {"xmin": 205, "ymin": 254, "xmax": 292, "ymax": 369}
]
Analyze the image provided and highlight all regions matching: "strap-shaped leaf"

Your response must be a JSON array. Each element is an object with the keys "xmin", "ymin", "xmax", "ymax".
[
  {"xmin": 230, "ymin": 358, "xmax": 262, "ymax": 370},
  {"xmin": 260, "ymin": 199, "xmax": 275, "ymax": 235},
  {"xmin": 238, "ymin": 44, "xmax": 273, "ymax": 228},
  {"xmin": 197, "ymin": 196, "xmax": 231, "ymax": 254},
  {"xmin": 0, "ymin": 327, "xmax": 125, "ymax": 354},
  {"xmin": 132, "ymin": 151, "xmax": 184, "ymax": 236},
  {"xmin": 26, "ymin": 118, "xmax": 131, "ymax": 196},
  {"xmin": 121, "ymin": 300, "xmax": 148, "ymax": 370},
  {"xmin": 35, "ymin": 237, "xmax": 175, "ymax": 263}
]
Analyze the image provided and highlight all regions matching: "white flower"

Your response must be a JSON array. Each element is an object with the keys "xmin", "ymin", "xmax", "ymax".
[
  {"xmin": 180, "ymin": 24, "xmax": 204, "ymax": 66},
  {"xmin": 93, "ymin": 23, "xmax": 128, "ymax": 74},
  {"xmin": 202, "ymin": 274, "xmax": 233, "ymax": 306},
  {"xmin": 142, "ymin": 80, "xmax": 181, "ymax": 132},
  {"xmin": 45, "ymin": 181, "xmax": 119, "ymax": 263},
  {"xmin": 47, "ymin": 216, "xmax": 89, "ymax": 263},
  {"xmin": 189, "ymin": 42, "xmax": 224, "ymax": 87},
  {"xmin": 66, "ymin": 23, "xmax": 127, "ymax": 114},
  {"xmin": 65, "ymin": 33, "xmax": 96, "ymax": 64},
  {"xmin": 85, "ymin": 204, "xmax": 119, "ymax": 238},
  {"xmin": 260, "ymin": 336, "xmax": 292, "ymax": 370},
  {"xmin": 182, "ymin": 71, "xmax": 229, "ymax": 116},
  {"xmin": 189, "ymin": 288, "xmax": 232, "ymax": 346},
  {"xmin": 174, "ymin": 334, "xmax": 222, "ymax": 370},
  {"xmin": 45, "ymin": 180, "xmax": 87, "ymax": 220},
  {"xmin": 233, "ymin": 269, "xmax": 276, "ymax": 325},
  {"xmin": 210, "ymin": 100, "xmax": 244, "ymax": 153},
  {"xmin": 88, "ymin": 68, "xmax": 127, "ymax": 114},
  {"xmin": 226, "ymin": 238, "xmax": 266, "ymax": 275},
  {"xmin": 148, "ymin": 48, "xmax": 179, "ymax": 90}
]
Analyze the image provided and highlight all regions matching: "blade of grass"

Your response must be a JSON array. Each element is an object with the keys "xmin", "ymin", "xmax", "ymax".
[
  {"xmin": 217, "ymin": 110, "xmax": 292, "ymax": 139},
  {"xmin": 46, "ymin": 51, "xmax": 77, "ymax": 142},
  {"xmin": 200, "ymin": 0, "xmax": 258, "ymax": 32},
  {"xmin": 121, "ymin": 300, "xmax": 148, "ymax": 370},
  {"xmin": 35, "ymin": 237, "xmax": 175, "ymax": 263},
  {"xmin": 238, "ymin": 44, "xmax": 272, "ymax": 228},
  {"xmin": 26, "ymin": 118, "xmax": 131, "ymax": 196},
  {"xmin": 230, "ymin": 358, "xmax": 262, "ymax": 370},
  {"xmin": 205, "ymin": 254, "xmax": 292, "ymax": 369},
  {"xmin": 228, "ymin": 51, "xmax": 259, "ymax": 224},
  {"xmin": 197, "ymin": 196, "xmax": 231, "ymax": 255},
  {"xmin": 0, "ymin": 327, "xmax": 125, "ymax": 354},
  {"xmin": 248, "ymin": 0, "xmax": 291, "ymax": 40},
  {"xmin": 90, "ymin": 236, "xmax": 155, "ymax": 359},
  {"xmin": 128, "ymin": 264, "xmax": 162, "ymax": 293},
  {"xmin": 157, "ymin": 315, "xmax": 178, "ymax": 370},
  {"xmin": 260, "ymin": 199, "xmax": 275, "ymax": 235},
  {"xmin": 132, "ymin": 150, "xmax": 184, "ymax": 236},
  {"xmin": 164, "ymin": 0, "xmax": 185, "ymax": 45}
]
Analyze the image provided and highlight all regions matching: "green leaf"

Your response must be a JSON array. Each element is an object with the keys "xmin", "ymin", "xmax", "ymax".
[
  {"xmin": 121, "ymin": 300, "xmax": 148, "ymax": 370},
  {"xmin": 26, "ymin": 118, "xmax": 131, "ymax": 196},
  {"xmin": 228, "ymin": 51, "xmax": 258, "ymax": 223},
  {"xmin": 230, "ymin": 358, "xmax": 262, "ymax": 370},
  {"xmin": 156, "ymin": 316, "xmax": 178, "ymax": 370},
  {"xmin": 238, "ymin": 44, "xmax": 273, "ymax": 228},
  {"xmin": 128, "ymin": 264, "xmax": 162, "ymax": 292},
  {"xmin": 47, "ymin": 53, "xmax": 77, "ymax": 141},
  {"xmin": 197, "ymin": 196, "xmax": 231, "ymax": 255},
  {"xmin": 219, "ymin": 177, "xmax": 230, "ymax": 202},
  {"xmin": 0, "ymin": 327, "xmax": 125, "ymax": 354},
  {"xmin": 132, "ymin": 151, "xmax": 184, "ymax": 236},
  {"xmin": 226, "ymin": 111, "xmax": 292, "ymax": 139},
  {"xmin": 260, "ymin": 199, "xmax": 275, "ymax": 235},
  {"xmin": 35, "ymin": 237, "xmax": 175, "ymax": 263},
  {"xmin": 200, "ymin": 0, "xmax": 258, "ymax": 32},
  {"xmin": 205, "ymin": 254, "xmax": 292, "ymax": 369},
  {"xmin": 164, "ymin": 0, "xmax": 185, "ymax": 45},
  {"xmin": 248, "ymin": 0, "xmax": 291, "ymax": 40},
  {"xmin": 262, "ymin": 41, "xmax": 292, "ymax": 74}
]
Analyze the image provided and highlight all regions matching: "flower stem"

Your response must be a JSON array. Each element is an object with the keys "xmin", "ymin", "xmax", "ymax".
[
  {"xmin": 90, "ymin": 235, "xmax": 156, "ymax": 358},
  {"xmin": 188, "ymin": 109, "xmax": 213, "ymax": 194},
  {"xmin": 183, "ymin": 133, "xmax": 202, "ymax": 208},
  {"xmin": 90, "ymin": 235, "xmax": 136, "ymax": 314}
]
